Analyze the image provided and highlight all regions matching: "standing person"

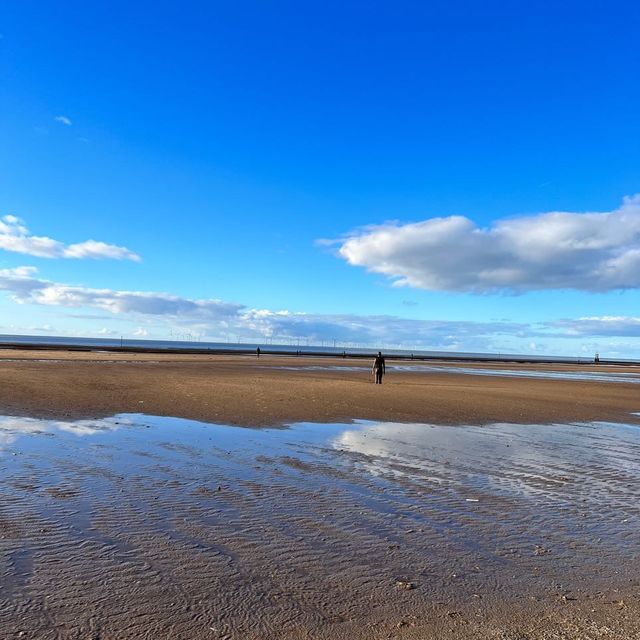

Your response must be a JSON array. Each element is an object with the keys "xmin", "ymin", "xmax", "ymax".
[
  {"xmin": 256, "ymin": 346, "xmax": 261, "ymax": 358},
  {"xmin": 372, "ymin": 351, "xmax": 386, "ymax": 384}
]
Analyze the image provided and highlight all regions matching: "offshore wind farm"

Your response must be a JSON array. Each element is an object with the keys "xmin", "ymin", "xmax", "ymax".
[{"xmin": 0, "ymin": 332, "xmax": 635, "ymax": 364}]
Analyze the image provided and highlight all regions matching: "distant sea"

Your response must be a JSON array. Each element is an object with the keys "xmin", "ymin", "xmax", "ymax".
[{"xmin": 0, "ymin": 333, "xmax": 635, "ymax": 365}]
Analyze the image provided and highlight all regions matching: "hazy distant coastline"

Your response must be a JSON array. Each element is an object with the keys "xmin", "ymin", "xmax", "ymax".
[{"xmin": 0, "ymin": 333, "xmax": 637, "ymax": 365}]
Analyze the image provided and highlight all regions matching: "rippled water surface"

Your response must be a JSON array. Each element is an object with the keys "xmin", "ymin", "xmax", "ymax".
[
  {"xmin": 278, "ymin": 363, "xmax": 640, "ymax": 383},
  {"xmin": 2, "ymin": 414, "xmax": 640, "ymax": 639}
]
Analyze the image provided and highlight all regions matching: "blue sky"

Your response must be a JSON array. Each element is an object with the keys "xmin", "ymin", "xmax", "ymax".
[{"xmin": 2, "ymin": 1, "xmax": 640, "ymax": 356}]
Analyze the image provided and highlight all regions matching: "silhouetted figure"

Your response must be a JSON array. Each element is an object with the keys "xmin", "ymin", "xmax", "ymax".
[
  {"xmin": 594, "ymin": 352, "xmax": 600, "ymax": 364},
  {"xmin": 256, "ymin": 347, "xmax": 261, "ymax": 358},
  {"xmin": 372, "ymin": 351, "xmax": 386, "ymax": 384}
]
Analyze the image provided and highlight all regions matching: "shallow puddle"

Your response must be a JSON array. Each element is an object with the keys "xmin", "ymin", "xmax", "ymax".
[
  {"xmin": 278, "ymin": 363, "xmax": 640, "ymax": 383},
  {"xmin": 2, "ymin": 414, "xmax": 640, "ymax": 639}
]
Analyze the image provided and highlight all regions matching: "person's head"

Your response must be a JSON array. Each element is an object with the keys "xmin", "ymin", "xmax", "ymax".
[{"xmin": 378, "ymin": 351, "xmax": 382, "ymax": 356}]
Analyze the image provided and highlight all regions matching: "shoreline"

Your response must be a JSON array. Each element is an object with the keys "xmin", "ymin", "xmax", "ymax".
[
  {"xmin": 2, "ymin": 339, "xmax": 637, "ymax": 366},
  {"xmin": 1, "ymin": 349, "xmax": 639, "ymax": 427}
]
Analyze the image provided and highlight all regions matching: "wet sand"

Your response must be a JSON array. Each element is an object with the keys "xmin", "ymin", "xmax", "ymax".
[
  {"xmin": 2, "ymin": 350, "xmax": 640, "ymax": 639},
  {"xmin": 1, "ymin": 349, "xmax": 640, "ymax": 427},
  {"xmin": 2, "ymin": 413, "xmax": 640, "ymax": 639}
]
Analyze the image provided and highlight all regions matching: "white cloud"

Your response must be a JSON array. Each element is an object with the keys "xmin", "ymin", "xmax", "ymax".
[
  {"xmin": 0, "ymin": 215, "xmax": 140, "ymax": 261},
  {"xmin": 0, "ymin": 266, "xmax": 525, "ymax": 350},
  {"xmin": 0, "ymin": 266, "xmax": 243, "ymax": 319},
  {"xmin": 64, "ymin": 240, "xmax": 139, "ymax": 261},
  {"xmin": 337, "ymin": 195, "xmax": 640, "ymax": 293},
  {"xmin": 240, "ymin": 308, "xmax": 525, "ymax": 348},
  {"xmin": 54, "ymin": 115, "xmax": 72, "ymax": 126},
  {"xmin": 3, "ymin": 266, "xmax": 640, "ymax": 354},
  {"xmin": 32, "ymin": 324, "xmax": 53, "ymax": 332},
  {"xmin": 546, "ymin": 316, "xmax": 640, "ymax": 337}
]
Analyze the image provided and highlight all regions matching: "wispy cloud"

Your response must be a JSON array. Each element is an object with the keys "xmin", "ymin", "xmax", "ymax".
[
  {"xmin": 0, "ymin": 215, "xmax": 140, "ymax": 261},
  {"xmin": 54, "ymin": 115, "xmax": 72, "ymax": 126},
  {"xmin": 336, "ymin": 195, "xmax": 640, "ymax": 293},
  {"xmin": 0, "ymin": 266, "xmax": 242, "ymax": 318},
  {"xmin": 3, "ymin": 266, "xmax": 640, "ymax": 353},
  {"xmin": 545, "ymin": 316, "xmax": 640, "ymax": 337},
  {"xmin": 0, "ymin": 266, "xmax": 527, "ymax": 349}
]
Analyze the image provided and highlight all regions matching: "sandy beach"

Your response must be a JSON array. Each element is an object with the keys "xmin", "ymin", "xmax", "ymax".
[
  {"xmin": 1, "ymin": 349, "xmax": 640, "ymax": 426},
  {"xmin": 2, "ymin": 350, "xmax": 640, "ymax": 639}
]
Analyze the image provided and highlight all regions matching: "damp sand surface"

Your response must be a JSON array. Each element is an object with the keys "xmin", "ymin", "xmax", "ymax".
[
  {"xmin": 2, "ymin": 350, "xmax": 640, "ymax": 427},
  {"xmin": 2, "ymin": 414, "xmax": 640, "ymax": 639}
]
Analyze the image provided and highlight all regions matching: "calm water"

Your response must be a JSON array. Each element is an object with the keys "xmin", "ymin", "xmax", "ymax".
[
  {"xmin": 2, "ymin": 413, "xmax": 639, "ymax": 540},
  {"xmin": 277, "ymin": 364, "xmax": 640, "ymax": 383},
  {"xmin": 2, "ymin": 413, "xmax": 640, "ymax": 638}
]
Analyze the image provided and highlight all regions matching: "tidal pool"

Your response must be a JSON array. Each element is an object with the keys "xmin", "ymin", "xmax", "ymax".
[{"xmin": 1, "ymin": 414, "xmax": 639, "ymax": 639}]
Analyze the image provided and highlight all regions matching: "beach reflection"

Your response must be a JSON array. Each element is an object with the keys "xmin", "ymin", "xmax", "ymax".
[
  {"xmin": 333, "ymin": 420, "xmax": 640, "ymax": 505},
  {"xmin": 0, "ymin": 415, "xmax": 126, "ymax": 452},
  {"xmin": 2, "ymin": 412, "xmax": 640, "ymax": 639},
  {"xmin": 392, "ymin": 365, "xmax": 640, "ymax": 383},
  {"xmin": 278, "ymin": 363, "xmax": 640, "ymax": 383},
  {"xmin": 2, "ymin": 411, "xmax": 640, "ymax": 524}
]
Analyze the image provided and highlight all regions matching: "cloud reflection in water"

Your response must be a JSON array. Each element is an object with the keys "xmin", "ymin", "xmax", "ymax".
[
  {"xmin": 332, "ymin": 420, "xmax": 640, "ymax": 504},
  {"xmin": 0, "ymin": 415, "xmax": 127, "ymax": 452}
]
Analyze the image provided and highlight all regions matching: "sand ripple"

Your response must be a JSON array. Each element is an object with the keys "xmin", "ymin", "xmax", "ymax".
[{"xmin": 2, "ymin": 414, "xmax": 640, "ymax": 639}]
